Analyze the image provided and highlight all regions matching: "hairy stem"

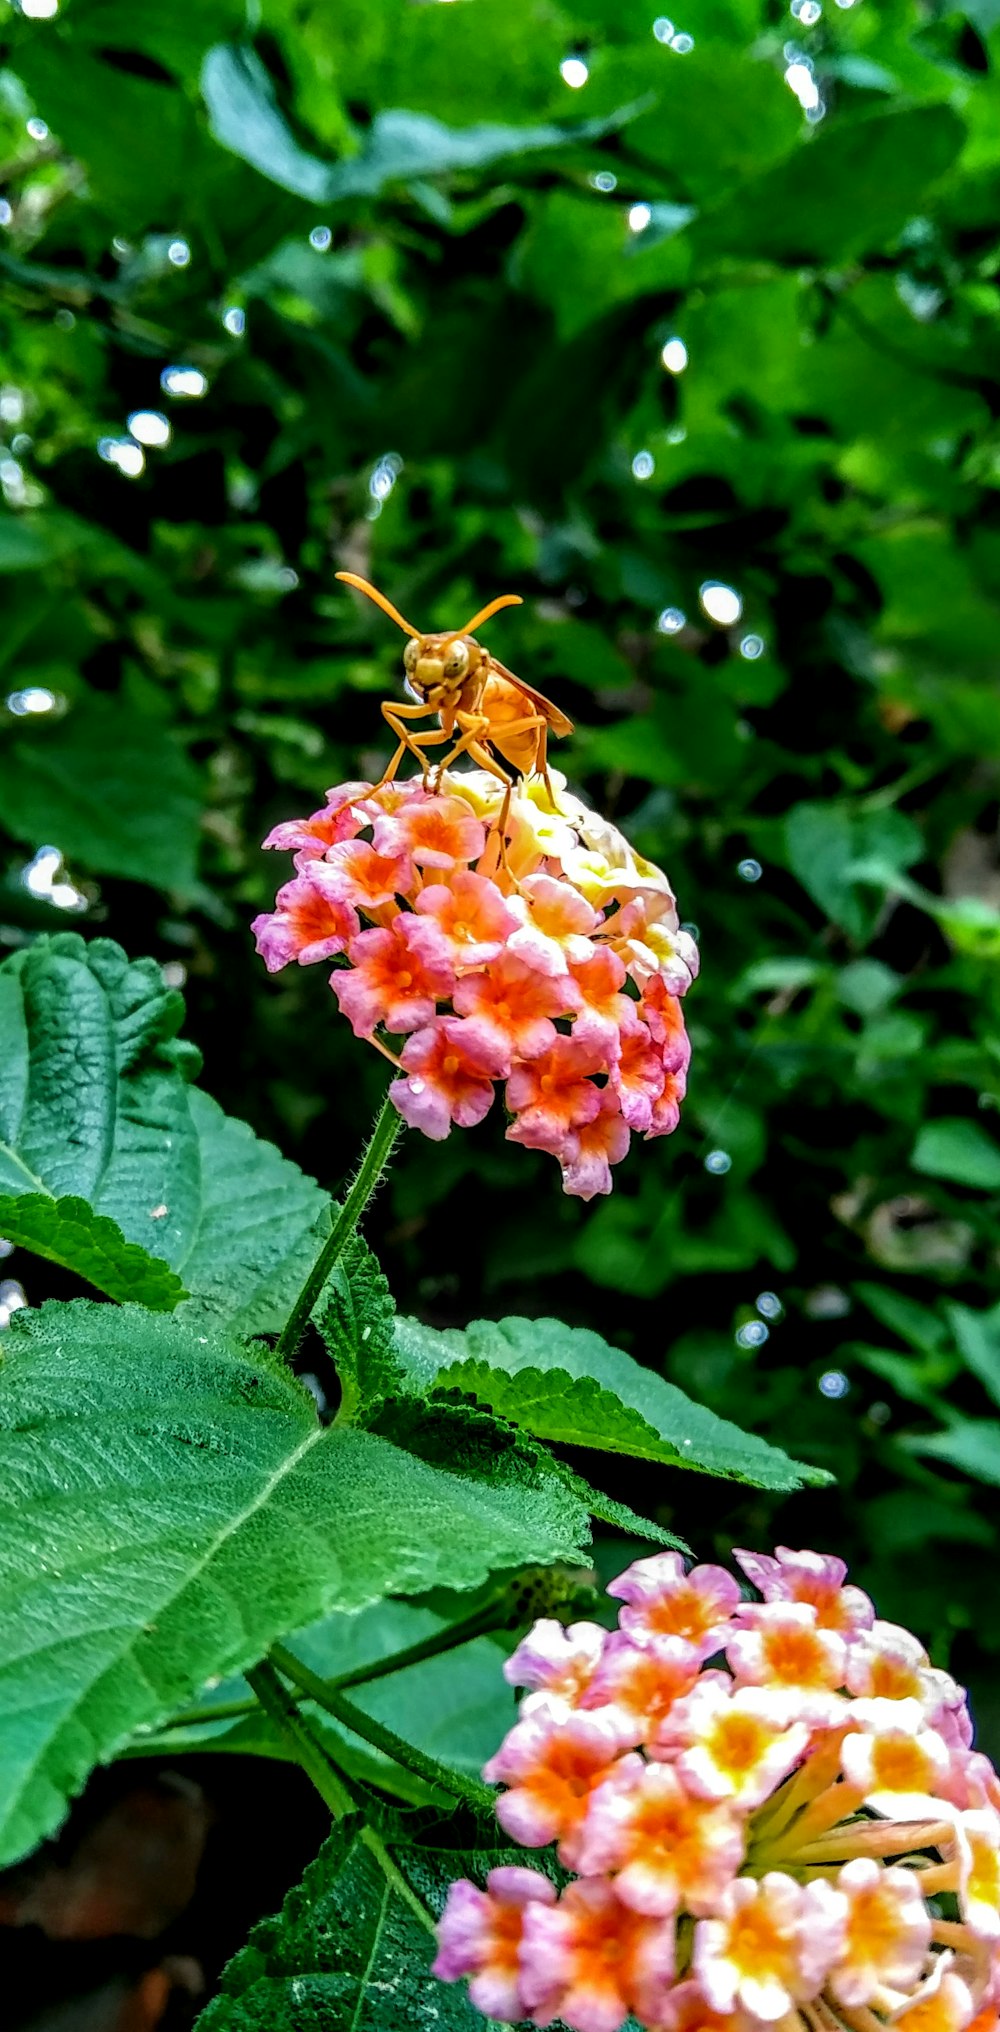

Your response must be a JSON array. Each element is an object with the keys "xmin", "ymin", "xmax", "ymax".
[
  {"xmin": 276, "ymin": 1093, "xmax": 401, "ymax": 1364},
  {"xmin": 245, "ymin": 1659, "xmax": 355, "ymax": 1819},
  {"xmin": 156, "ymin": 1602, "xmax": 506, "ymax": 1735},
  {"xmin": 271, "ymin": 1643, "xmax": 496, "ymax": 1812}
]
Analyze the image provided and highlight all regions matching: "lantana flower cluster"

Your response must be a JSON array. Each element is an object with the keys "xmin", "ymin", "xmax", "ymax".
[
  {"xmin": 434, "ymin": 1547, "xmax": 1000, "ymax": 2032},
  {"xmin": 252, "ymin": 767, "xmax": 697, "ymax": 1198}
]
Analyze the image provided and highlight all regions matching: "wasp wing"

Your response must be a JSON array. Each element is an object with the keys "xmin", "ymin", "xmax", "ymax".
[{"xmin": 487, "ymin": 657, "xmax": 575, "ymax": 737}]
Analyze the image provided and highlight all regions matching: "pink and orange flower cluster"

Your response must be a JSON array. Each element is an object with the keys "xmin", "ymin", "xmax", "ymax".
[
  {"xmin": 434, "ymin": 1547, "xmax": 1000, "ymax": 2032},
  {"xmin": 252, "ymin": 767, "xmax": 697, "ymax": 1197}
]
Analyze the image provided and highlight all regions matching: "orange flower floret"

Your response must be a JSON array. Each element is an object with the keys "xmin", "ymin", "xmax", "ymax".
[
  {"xmin": 575, "ymin": 1756, "xmax": 745, "ymax": 1918},
  {"xmin": 827, "ymin": 1858, "xmax": 931, "ymax": 2008}
]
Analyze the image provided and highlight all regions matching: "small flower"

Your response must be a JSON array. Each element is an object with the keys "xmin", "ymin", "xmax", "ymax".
[
  {"xmin": 251, "ymin": 872, "xmax": 359, "ymax": 970},
  {"xmin": 504, "ymin": 1618, "xmax": 608, "ymax": 1717},
  {"xmin": 452, "ymin": 952, "xmax": 577, "ymax": 1073},
  {"xmin": 371, "ymin": 792, "xmax": 486, "ymax": 869},
  {"xmin": 956, "ymin": 1809, "xmax": 1000, "ymax": 1940},
  {"xmin": 409, "ymin": 869, "xmax": 519, "ymax": 967},
  {"xmin": 389, "ymin": 1016, "xmax": 499, "ymax": 1139},
  {"xmin": 432, "ymin": 1866, "xmax": 557, "ymax": 2021},
  {"xmin": 484, "ymin": 1708, "xmax": 630, "ymax": 1863},
  {"xmin": 520, "ymin": 1877, "xmax": 676, "ymax": 2032},
  {"xmin": 733, "ymin": 1547, "xmax": 874, "ymax": 1635},
  {"xmin": 332, "ymin": 917, "xmax": 455, "ymax": 1036},
  {"xmin": 610, "ymin": 1023, "xmax": 669, "ymax": 1132},
  {"xmin": 558, "ymin": 1091, "xmax": 632, "ymax": 1200},
  {"xmin": 316, "ymin": 837, "xmax": 414, "ymax": 911},
  {"xmin": 608, "ymin": 1552, "xmax": 742, "ymax": 1660},
  {"xmin": 262, "ymin": 783, "xmax": 371, "ymax": 858},
  {"xmin": 506, "ymin": 1036, "xmax": 605, "ymax": 1154},
  {"xmin": 726, "ymin": 1601, "xmax": 847, "ymax": 1696},
  {"xmin": 569, "ymin": 946, "xmax": 643, "ymax": 1058},
  {"xmin": 507, "ymin": 872, "xmax": 603, "ymax": 976},
  {"xmin": 694, "ymin": 1872, "xmax": 844, "ymax": 2021},
  {"xmin": 840, "ymin": 1714, "xmax": 951, "ymax": 1809},
  {"xmin": 581, "ymin": 1632, "xmax": 701, "ymax": 1745},
  {"xmin": 654, "ymin": 1679, "xmax": 810, "ymax": 1809},
  {"xmin": 576, "ymin": 1756, "xmax": 745, "ymax": 1917},
  {"xmin": 827, "ymin": 1858, "xmax": 932, "ymax": 2008}
]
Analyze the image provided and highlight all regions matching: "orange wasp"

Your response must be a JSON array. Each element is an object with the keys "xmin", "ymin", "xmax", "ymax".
[{"xmin": 335, "ymin": 572, "xmax": 573, "ymax": 811}]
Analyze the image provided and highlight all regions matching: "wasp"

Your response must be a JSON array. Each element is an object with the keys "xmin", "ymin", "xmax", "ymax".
[{"xmin": 335, "ymin": 571, "xmax": 573, "ymax": 806}]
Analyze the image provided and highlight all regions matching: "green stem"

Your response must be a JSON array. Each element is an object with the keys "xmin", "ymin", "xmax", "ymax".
[
  {"xmin": 271, "ymin": 1643, "xmax": 496, "ymax": 1813},
  {"xmin": 156, "ymin": 1603, "xmax": 507, "ymax": 1735},
  {"xmin": 327, "ymin": 1603, "xmax": 508, "ymax": 1693},
  {"xmin": 245, "ymin": 1660, "xmax": 355, "ymax": 1818},
  {"xmin": 158, "ymin": 1694, "xmax": 258, "ymax": 1730},
  {"xmin": 276, "ymin": 1093, "xmax": 401, "ymax": 1363}
]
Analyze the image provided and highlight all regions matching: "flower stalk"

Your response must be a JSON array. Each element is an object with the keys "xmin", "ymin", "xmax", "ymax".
[{"xmin": 275, "ymin": 1092, "xmax": 401, "ymax": 1364}]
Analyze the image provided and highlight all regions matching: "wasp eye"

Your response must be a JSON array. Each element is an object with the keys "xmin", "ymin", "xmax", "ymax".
[
  {"xmin": 403, "ymin": 638, "xmax": 420, "ymax": 672},
  {"xmin": 444, "ymin": 638, "xmax": 470, "ymax": 678}
]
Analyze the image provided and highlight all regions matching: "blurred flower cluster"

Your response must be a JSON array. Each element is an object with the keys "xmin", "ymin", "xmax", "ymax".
[
  {"xmin": 434, "ymin": 1547, "xmax": 1000, "ymax": 2032},
  {"xmin": 253, "ymin": 768, "xmax": 697, "ymax": 1197}
]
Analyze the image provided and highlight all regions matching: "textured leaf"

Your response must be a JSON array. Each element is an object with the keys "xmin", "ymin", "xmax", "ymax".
[
  {"xmin": 0, "ymin": 1193, "xmax": 184, "ymax": 1308},
  {"xmin": 0, "ymin": 936, "xmax": 330, "ymax": 1331},
  {"xmin": 912, "ymin": 1118, "xmax": 1000, "ymax": 1192},
  {"xmin": 197, "ymin": 1820, "xmax": 489, "ymax": 2032},
  {"xmin": 178, "ymin": 1091, "xmax": 330, "ymax": 1334},
  {"xmin": 202, "ymin": 42, "xmax": 638, "ymax": 202},
  {"xmin": 4, "ymin": 696, "xmax": 203, "ymax": 892},
  {"xmin": 393, "ymin": 1315, "xmax": 829, "ymax": 1490},
  {"xmin": 315, "ymin": 1232, "xmax": 399, "ymax": 1420},
  {"xmin": 0, "ymin": 1301, "xmax": 590, "ymax": 1865}
]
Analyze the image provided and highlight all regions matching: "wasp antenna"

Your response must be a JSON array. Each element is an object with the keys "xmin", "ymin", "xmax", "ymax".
[
  {"xmin": 335, "ymin": 571, "xmax": 422, "ymax": 639},
  {"xmin": 458, "ymin": 592, "xmax": 524, "ymax": 635}
]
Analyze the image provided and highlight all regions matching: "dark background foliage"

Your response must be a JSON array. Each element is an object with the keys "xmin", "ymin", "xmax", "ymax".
[{"xmin": 2, "ymin": 0, "xmax": 1000, "ymax": 1756}]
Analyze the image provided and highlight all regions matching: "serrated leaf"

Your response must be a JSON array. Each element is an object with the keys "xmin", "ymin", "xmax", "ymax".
[
  {"xmin": 202, "ymin": 42, "xmax": 640, "ymax": 203},
  {"xmin": 316, "ymin": 1232, "xmax": 399, "ymax": 1420},
  {"xmin": 0, "ymin": 1193, "xmax": 184, "ymax": 1308},
  {"xmin": 393, "ymin": 1316, "xmax": 829, "ymax": 1491},
  {"xmin": 0, "ymin": 935, "xmax": 330, "ymax": 1328},
  {"xmin": 0, "ymin": 1301, "xmax": 590, "ymax": 1866},
  {"xmin": 197, "ymin": 1820, "xmax": 491, "ymax": 2032}
]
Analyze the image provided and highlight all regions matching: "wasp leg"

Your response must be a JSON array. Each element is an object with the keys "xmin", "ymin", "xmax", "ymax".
[
  {"xmin": 380, "ymin": 701, "xmax": 451, "ymax": 786},
  {"xmin": 428, "ymin": 712, "xmax": 510, "ymax": 789}
]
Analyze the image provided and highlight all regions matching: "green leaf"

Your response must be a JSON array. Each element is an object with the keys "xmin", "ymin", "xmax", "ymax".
[
  {"xmin": 197, "ymin": 1819, "xmax": 489, "ymax": 2032},
  {"xmin": 178, "ymin": 1090, "xmax": 331, "ymax": 1335},
  {"xmin": 904, "ymin": 1422, "xmax": 1000, "ymax": 1487},
  {"xmin": 854, "ymin": 1283, "xmax": 949, "ymax": 1355},
  {"xmin": 785, "ymin": 804, "xmax": 922, "ymax": 942},
  {"xmin": 392, "ymin": 1315, "xmax": 829, "ymax": 1491},
  {"xmin": 3, "ymin": 695, "xmax": 203, "ymax": 893},
  {"xmin": 315, "ymin": 1232, "xmax": 400, "ymax": 1420},
  {"xmin": 0, "ymin": 1300, "xmax": 591, "ymax": 1865},
  {"xmin": 947, "ymin": 1301, "xmax": 1000, "ymax": 1408},
  {"xmin": 0, "ymin": 1193, "xmax": 184, "ymax": 1308},
  {"xmin": 694, "ymin": 106, "xmax": 966, "ymax": 267},
  {"xmin": 0, "ymin": 936, "xmax": 331, "ymax": 1332},
  {"xmin": 143, "ymin": 1597, "xmax": 517, "ymax": 1805},
  {"xmin": 912, "ymin": 1119, "xmax": 1000, "ymax": 1192},
  {"xmin": 202, "ymin": 43, "xmax": 638, "ymax": 202}
]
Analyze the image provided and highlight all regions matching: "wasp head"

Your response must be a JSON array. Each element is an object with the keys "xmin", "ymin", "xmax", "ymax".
[{"xmin": 402, "ymin": 632, "xmax": 484, "ymax": 700}]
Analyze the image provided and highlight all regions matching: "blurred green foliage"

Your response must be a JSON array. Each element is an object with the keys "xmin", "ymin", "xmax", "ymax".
[{"xmin": 2, "ymin": 0, "xmax": 1000, "ymax": 1725}]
